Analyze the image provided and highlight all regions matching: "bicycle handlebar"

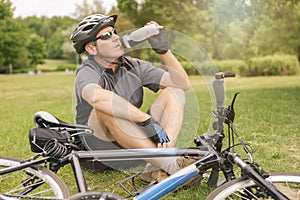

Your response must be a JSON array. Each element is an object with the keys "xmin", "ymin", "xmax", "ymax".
[{"xmin": 215, "ymin": 72, "xmax": 235, "ymax": 79}]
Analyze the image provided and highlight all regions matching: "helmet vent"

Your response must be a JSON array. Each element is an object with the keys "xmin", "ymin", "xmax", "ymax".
[{"xmin": 82, "ymin": 24, "xmax": 95, "ymax": 31}]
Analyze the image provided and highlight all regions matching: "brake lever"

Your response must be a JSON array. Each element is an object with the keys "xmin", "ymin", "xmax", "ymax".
[{"xmin": 225, "ymin": 92, "xmax": 240, "ymax": 124}]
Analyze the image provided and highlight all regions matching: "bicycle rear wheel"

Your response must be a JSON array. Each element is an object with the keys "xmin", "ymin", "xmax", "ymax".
[
  {"xmin": 0, "ymin": 156, "xmax": 71, "ymax": 199},
  {"xmin": 206, "ymin": 172, "xmax": 300, "ymax": 199}
]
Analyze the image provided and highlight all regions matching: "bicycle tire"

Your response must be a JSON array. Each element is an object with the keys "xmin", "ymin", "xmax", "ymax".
[
  {"xmin": 67, "ymin": 191, "xmax": 125, "ymax": 200},
  {"xmin": 206, "ymin": 172, "xmax": 300, "ymax": 200},
  {"xmin": 0, "ymin": 156, "xmax": 71, "ymax": 199}
]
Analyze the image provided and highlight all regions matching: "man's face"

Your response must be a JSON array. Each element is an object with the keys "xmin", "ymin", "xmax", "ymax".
[{"xmin": 94, "ymin": 26, "xmax": 125, "ymax": 59}]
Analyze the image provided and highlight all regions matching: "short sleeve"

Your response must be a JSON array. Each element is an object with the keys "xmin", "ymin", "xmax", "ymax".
[
  {"xmin": 134, "ymin": 59, "xmax": 166, "ymax": 92},
  {"xmin": 76, "ymin": 66, "xmax": 100, "ymax": 101}
]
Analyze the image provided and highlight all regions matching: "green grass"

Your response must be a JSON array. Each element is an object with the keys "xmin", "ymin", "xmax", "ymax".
[
  {"xmin": 37, "ymin": 59, "xmax": 74, "ymax": 71},
  {"xmin": 0, "ymin": 73, "xmax": 299, "ymax": 199}
]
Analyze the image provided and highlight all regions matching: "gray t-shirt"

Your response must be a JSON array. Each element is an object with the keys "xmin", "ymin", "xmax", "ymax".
[{"xmin": 75, "ymin": 56, "xmax": 166, "ymax": 125}]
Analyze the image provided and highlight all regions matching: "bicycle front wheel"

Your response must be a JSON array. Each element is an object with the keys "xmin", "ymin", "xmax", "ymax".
[
  {"xmin": 0, "ymin": 156, "xmax": 71, "ymax": 199},
  {"xmin": 206, "ymin": 172, "xmax": 300, "ymax": 200}
]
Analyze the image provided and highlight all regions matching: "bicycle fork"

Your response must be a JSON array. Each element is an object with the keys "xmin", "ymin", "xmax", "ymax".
[{"xmin": 229, "ymin": 153, "xmax": 289, "ymax": 200}]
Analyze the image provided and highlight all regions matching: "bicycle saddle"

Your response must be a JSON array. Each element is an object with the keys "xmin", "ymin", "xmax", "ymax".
[{"xmin": 33, "ymin": 111, "xmax": 93, "ymax": 135}]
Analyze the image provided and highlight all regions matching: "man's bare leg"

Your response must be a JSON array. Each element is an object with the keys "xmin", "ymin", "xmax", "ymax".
[
  {"xmin": 150, "ymin": 87, "xmax": 186, "ymax": 147},
  {"xmin": 88, "ymin": 109, "xmax": 180, "ymax": 173}
]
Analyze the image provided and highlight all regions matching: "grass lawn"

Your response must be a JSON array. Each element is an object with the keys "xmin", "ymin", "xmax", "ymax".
[
  {"xmin": 37, "ymin": 59, "xmax": 74, "ymax": 71},
  {"xmin": 0, "ymin": 72, "xmax": 299, "ymax": 199}
]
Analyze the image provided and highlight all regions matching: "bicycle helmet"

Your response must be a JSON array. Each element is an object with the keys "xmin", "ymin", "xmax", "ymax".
[{"xmin": 70, "ymin": 14, "xmax": 118, "ymax": 54}]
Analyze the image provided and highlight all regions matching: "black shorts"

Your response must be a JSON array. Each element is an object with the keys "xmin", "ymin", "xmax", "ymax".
[
  {"xmin": 81, "ymin": 135, "xmax": 122, "ymax": 150},
  {"xmin": 80, "ymin": 135, "xmax": 145, "ymax": 170}
]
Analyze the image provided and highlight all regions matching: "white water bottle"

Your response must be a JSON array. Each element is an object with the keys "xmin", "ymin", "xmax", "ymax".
[{"xmin": 121, "ymin": 24, "xmax": 160, "ymax": 48}]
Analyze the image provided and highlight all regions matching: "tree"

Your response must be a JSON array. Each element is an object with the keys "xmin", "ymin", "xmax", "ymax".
[
  {"xmin": 0, "ymin": 0, "xmax": 30, "ymax": 73},
  {"xmin": 116, "ymin": 0, "xmax": 251, "ymax": 59},
  {"xmin": 117, "ymin": 0, "xmax": 203, "ymax": 33},
  {"xmin": 250, "ymin": 0, "xmax": 300, "ymax": 61},
  {"xmin": 47, "ymin": 29, "xmax": 66, "ymax": 59},
  {"xmin": 117, "ymin": 0, "xmax": 210, "ymax": 61},
  {"xmin": 28, "ymin": 34, "xmax": 46, "ymax": 71},
  {"xmin": 72, "ymin": 0, "xmax": 106, "ymax": 20},
  {"xmin": 0, "ymin": 0, "xmax": 13, "ymax": 19},
  {"xmin": 22, "ymin": 16, "xmax": 75, "ymax": 60}
]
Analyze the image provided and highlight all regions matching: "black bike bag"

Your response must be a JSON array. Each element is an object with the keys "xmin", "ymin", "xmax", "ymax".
[{"xmin": 29, "ymin": 128, "xmax": 70, "ymax": 153}]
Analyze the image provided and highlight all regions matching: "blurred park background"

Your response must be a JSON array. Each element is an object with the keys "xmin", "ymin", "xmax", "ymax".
[
  {"xmin": 0, "ymin": 1, "xmax": 299, "ymax": 198},
  {"xmin": 0, "ymin": 0, "xmax": 299, "ymax": 76}
]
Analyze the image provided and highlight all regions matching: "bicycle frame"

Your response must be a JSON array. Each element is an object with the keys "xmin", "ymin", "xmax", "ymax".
[
  {"xmin": 0, "ymin": 147, "xmax": 213, "ymax": 199},
  {"xmin": 0, "ymin": 143, "xmax": 289, "ymax": 199}
]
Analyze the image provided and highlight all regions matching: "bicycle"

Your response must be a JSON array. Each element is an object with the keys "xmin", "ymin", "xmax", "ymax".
[{"xmin": 0, "ymin": 71, "xmax": 299, "ymax": 200}]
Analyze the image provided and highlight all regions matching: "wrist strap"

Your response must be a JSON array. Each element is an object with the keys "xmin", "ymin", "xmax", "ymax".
[{"xmin": 136, "ymin": 117, "xmax": 152, "ymax": 126}]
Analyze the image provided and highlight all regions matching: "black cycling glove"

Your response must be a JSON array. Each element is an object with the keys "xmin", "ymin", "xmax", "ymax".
[
  {"xmin": 136, "ymin": 117, "xmax": 170, "ymax": 144},
  {"xmin": 148, "ymin": 28, "xmax": 169, "ymax": 54}
]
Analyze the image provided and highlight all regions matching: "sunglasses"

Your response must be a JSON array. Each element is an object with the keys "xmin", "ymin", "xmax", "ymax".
[{"xmin": 93, "ymin": 29, "xmax": 117, "ymax": 42}]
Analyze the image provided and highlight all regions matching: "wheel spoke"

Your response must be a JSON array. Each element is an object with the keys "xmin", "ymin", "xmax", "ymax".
[
  {"xmin": 206, "ymin": 172, "xmax": 300, "ymax": 199},
  {"xmin": 0, "ymin": 156, "xmax": 70, "ymax": 199}
]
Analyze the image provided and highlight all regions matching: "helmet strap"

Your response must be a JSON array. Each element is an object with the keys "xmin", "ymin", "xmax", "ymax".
[{"xmin": 94, "ymin": 43, "xmax": 119, "ymax": 65}]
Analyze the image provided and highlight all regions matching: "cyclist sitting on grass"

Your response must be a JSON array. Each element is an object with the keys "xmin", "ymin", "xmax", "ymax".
[{"xmin": 70, "ymin": 13, "xmax": 199, "ymax": 184}]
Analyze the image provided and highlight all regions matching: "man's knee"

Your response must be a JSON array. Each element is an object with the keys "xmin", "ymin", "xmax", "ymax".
[
  {"xmin": 165, "ymin": 87, "xmax": 186, "ymax": 107},
  {"xmin": 151, "ymin": 87, "xmax": 186, "ymax": 120},
  {"xmin": 88, "ymin": 109, "xmax": 113, "ymax": 141}
]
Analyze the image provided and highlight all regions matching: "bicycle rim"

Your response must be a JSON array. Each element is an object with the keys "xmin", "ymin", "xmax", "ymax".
[
  {"xmin": 0, "ymin": 156, "xmax": 71, "ymax": 199},
  {"xmin": 206, "ymin": 172, "xmax": 300, "ymax": 200}
]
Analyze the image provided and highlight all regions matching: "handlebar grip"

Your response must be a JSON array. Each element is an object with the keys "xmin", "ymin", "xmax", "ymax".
[
  {"xmin": 213, "ymin": 79, "xmax": 225, "ymax": 108},
  {"xmin": 215, "ymin": 72, "xmax": 235, "ymax": 79}
]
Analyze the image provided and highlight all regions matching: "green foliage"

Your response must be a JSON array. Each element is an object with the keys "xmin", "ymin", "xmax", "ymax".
[
  {"xmin": 214, "ymin": 55, "xmax": 299, "ymax": 77},
  {"xmin": 0, "ymin": 0, "xmax": 13, "ymax": 19},
  {"xmin": 116, "ymin": 0, "xmax": 300, "ymax": 63},
  {"xmin": 28, "ymin": 34, "xmax": 47, "ymax": 70},
  {"xmin": 180, "ymin": 61, "xmax": 198, "ymax": 75},
  {"xmin": 214, "ymin": 59, "xmax": 247, "ymax": 75},
  {"xmin": 246, "ymin": 54, "xmax": 299, "ymax": 76},
  {"xmin": 71, "ymin": 0, "xmax": 106, "ymax": 20},
  {"xmin": 181, "ymin": 60, "xmax": 218, "ymax": 76},
  {"xmin": 0, "ymin": 1, "xmax": 30, "ymax": 73},
  {"xmin": 250, "ymin": 0, "xmax": 300, "ymax": 60},
  {"xmin": 21, "ymin": 16, "xmax": 76, "ymax": 60},
  {"xmin": 117, "ymin": 0, "xmax": 138, "ymax": 25},
  {"xmin": 56, "ymin": 63, "xmax": 77, "ymax": 72},
  {"xmin": 197, "ymin": 53, "xmax": 300, "ymax": 77},
  {"xmin": 47, "ymin": 30, "xmax": 65, "ymax": 59},
  {"xmin": 1, "ymin": 0, "xmax": 300, "ymax": 74}
]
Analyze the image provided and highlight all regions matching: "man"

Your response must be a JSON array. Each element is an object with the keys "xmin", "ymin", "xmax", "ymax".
[{"xmin": 70, "ymin": 14, "xmax": 196, "ymax": 183}]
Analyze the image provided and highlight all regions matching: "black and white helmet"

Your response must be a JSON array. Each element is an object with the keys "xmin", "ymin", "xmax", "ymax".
[{"xmin": 70, "ymin": 14, "xmax": 118, "ymax": 54}]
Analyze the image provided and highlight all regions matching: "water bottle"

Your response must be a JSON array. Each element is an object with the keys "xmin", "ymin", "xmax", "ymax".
[{"xmin": 121, "ymin": 24, "xmax": 160, "ymax": 48}]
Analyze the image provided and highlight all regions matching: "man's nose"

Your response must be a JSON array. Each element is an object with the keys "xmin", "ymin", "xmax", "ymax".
[{"xmin": 112, "ymin": 33, "xmax": 119, "ymax": 41}]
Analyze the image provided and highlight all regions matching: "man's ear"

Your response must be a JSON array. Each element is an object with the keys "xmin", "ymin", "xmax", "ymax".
[{"xmin": 85, "ymin": 43, "xmax": 97, "ymax": 55}]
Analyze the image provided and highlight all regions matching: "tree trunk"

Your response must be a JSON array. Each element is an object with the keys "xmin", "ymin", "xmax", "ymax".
[
  {"xmin": 298, "ymin": 46, "xmax": 300, "ymax": 63},
  {"xmin": 9, "ymin": 64, "xmax": 13, "ymax": 74}
]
